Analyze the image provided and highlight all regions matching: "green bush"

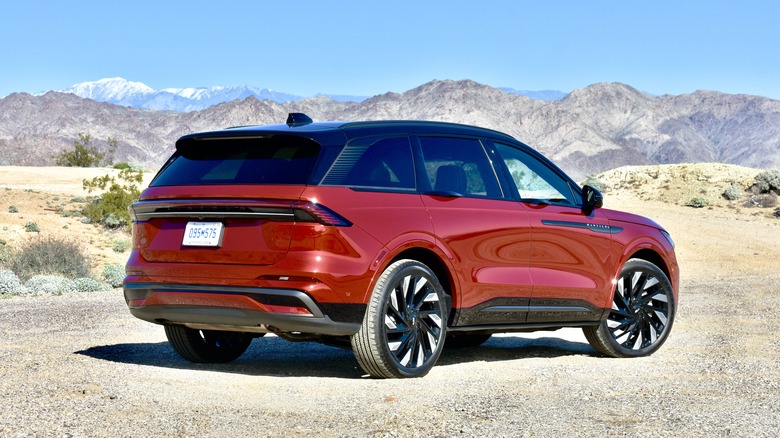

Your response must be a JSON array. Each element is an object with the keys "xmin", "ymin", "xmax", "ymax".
[
  {"xmin": 10, "ymin": 235, "xmax": 92, "ymax": 281},
  {"xmin": 25, "ymin": 275, "xmax": 75, "ymax": 295},
  {"xmin": 102, "ymin": 264, "xmax": 125, "ymax": 288},
  {"xmin": 24, "ymin": 222, "xmax": 40, "ymax": 233},
  {"xmin": 73, "ymin": 277, "xmax": 111, "ymax": 292},
  {"xmin": 82, "ymin": 167, "xmax": 143, "ymax": 228},
  {"xmin": 0, "ymin": 270, "xmax": 27, "ymax": 296},
  {"xmin": 687, "ymin": 197, "xmax": 709, "ymax": 208},
  {"xmin": 53, "ymin": 133, "xmax": 117, "ymax": 167},
  {"xmin": 8, "ymin": 205, "xmax": 18, "ymax": 213},
  {"xmin": 112, "ymin": 239, "xmax": 131, "ymax": 253},
  {"xmin": 722, "ymin": 184, "xmax": 742, "ymax": 201},
  {"xmin": 755, "ymin": 169, "xmax": 780, "ymax": 193}
]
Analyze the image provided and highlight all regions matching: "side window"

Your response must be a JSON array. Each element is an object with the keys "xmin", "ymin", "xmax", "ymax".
[
  {"xmin": 418, "ymin": 137, "xmax": 502, "ymax": 198},
  {"xmin": 495, "ymin": 143, "xmax": 577, "ymax": 205},
  {"xmin": 321, "ymin": 137, "xmax": 415, "ymax": 190}
]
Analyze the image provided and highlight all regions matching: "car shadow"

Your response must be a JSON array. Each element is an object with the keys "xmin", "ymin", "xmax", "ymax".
[{"xmin": 75, "ymin": 335, "xmax": 596, "ymax": 379}]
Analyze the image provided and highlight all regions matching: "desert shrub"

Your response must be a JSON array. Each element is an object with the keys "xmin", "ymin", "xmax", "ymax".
[
  {"xmin": 24, "ymin": 222, "xmax": 40, "ymax": 233},
  {"xmin": 73, "ymin": 277, "xmax": 111, "ymax": 292},
  {"xmin": 10, "ymin": 235, "xmax": 92, "ymax": 281},
  {"xmin": 112, "ymin": 239, "xmax": 131, "ymax": 253},
  {"xmin": 25, "ymin": 275, "xmax": 75, "ymax": 295},
  {"xmin": 582, "ymin": 175, "xmax": 606, "ymax": 191},
  {"xmin": 102, "ymin": 264, "xmax": 125, "ymax": 288},
  {"xmin": 687, "ymin": 197, "xmax": 709, "ymax": 208},
  {"xmin": 0, "ymin": 240, "xmax": 11, "ymax": 268},
  {"xmin": 774, "ymin": 208, "xmax": 780, "ymax": 219},
  {"xmin": 53, "ymin": 133, "xmax": 117, "ymax": 167},
  {"xmin": 755, "ymin": 169, "xmax": 780, "ymax": 193},
  {"xmin": 0, "ymin": 270, "xmax": 27, "ymax": 295},
  {"xmin": 722, "ymin": 184, "xmax": 742, "ymax": 201},
  {"xmin": 8, "ymin": 205, "xmax": 18, "ymax": 213},
  {"xmin": 82, "ymin": 167, "xmax": 143, "ymax": 228}
]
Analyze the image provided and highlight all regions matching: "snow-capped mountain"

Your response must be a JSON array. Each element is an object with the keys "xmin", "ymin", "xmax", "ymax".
[
  {"xmin": 62, "ymin": 78, "xmax": 311, "ymax": 112},
  {"xmin": 62, "ymin": 78, "xmax": 567, "ymax": 112},
  {"xmin": 66, "ymin": 77, "xmax": 156, "ymax": 108}
]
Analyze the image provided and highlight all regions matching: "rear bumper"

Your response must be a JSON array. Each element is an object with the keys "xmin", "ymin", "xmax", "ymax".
[{"xmin": 124, "ymin": 283, "xmax": 364, "ymax": 336}]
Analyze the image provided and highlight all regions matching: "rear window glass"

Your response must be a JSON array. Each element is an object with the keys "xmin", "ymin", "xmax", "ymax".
[{"xmin": 151, "ymin": 135, "xmax": 320, "ymax": 186}]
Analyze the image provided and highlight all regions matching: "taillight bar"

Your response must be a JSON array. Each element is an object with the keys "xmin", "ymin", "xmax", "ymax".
[
  {"xmin": 129, "ymin": 199, "xmax": 351, "ymax": 226},
  {"xmin": 292, "ymin": 201, "xmax": 352, "ymax": 227}
]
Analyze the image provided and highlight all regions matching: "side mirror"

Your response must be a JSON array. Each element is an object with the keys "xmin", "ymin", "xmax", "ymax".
[{"xmin": 582, "ymin": 185, "xmax": 603, "ymax": 213}]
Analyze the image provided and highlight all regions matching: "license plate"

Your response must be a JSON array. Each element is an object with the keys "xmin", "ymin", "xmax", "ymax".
[{"xmin": 182, "ymin": 222, "xmax": 224, "ymax": 247}]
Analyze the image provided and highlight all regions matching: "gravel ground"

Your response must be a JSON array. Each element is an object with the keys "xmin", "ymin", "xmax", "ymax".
[
  {"xmin": 2, "ymin": 276, "xmax": 779, "ymax": 436},
  {"xmin": 1, "ymin": 193, "xmax": 779, "ymax": 436}
]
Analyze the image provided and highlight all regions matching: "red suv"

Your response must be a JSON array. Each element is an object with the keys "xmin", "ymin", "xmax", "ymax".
[{"xmin": 124, "ymin": 114, "xmax": 678, "ymax": 378}]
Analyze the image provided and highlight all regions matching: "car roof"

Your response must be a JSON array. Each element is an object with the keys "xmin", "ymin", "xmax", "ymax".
[{"xmin": 176, "ymin": 118, "xmax": 520, "ymax": 147}]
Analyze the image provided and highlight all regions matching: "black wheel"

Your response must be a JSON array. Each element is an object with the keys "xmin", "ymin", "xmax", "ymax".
[
  {"xmin": 351, "ymin": 259, "xmax": 448, "ymax": 378},
  {"xmin": 164, "ymin": 325, "xmax": 253, "ymax": 363},
  {"xmin": 584, "ymin": 259, "xmax": 676, "ymax": 358},
  {"xmin": 446, "ymin": 332, "xmax": 492, "ymax": 348}
]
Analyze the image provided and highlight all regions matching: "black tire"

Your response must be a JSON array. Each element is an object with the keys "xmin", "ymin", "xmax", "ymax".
[
  {"xmin": 446, "ymin": 332, "xmax": 492, "ymax": 349},
  {"xmin": 351, "ymin": 259, "xmax": 448, "ymax": 378},
  {"xmin": 584, "ymin": 259, "xmax": 676, "ymax": 358},
  {"xmin": 164, "ymin": 325, "xmax": 253, "ymax": 363}
]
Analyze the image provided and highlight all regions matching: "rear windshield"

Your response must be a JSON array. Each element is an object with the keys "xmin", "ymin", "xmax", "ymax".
[{"xmin": 151, "ymin": 135, "xmax": 320, "ymax": 186}]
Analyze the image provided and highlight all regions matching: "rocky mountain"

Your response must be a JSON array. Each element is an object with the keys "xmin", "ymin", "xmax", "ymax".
[
  {"xmin": 60, "ymin": 78, "xmax": 566, "ymax": 112},
  {"xmin": 499, "ymin": 87, "xmax": 567, "ymax": 101},
  {"xmin": 2, "ymin": 80, "xmax": 779, "ymax": 179},
  {"xmin": 62, "ymin": 77, "xmax": 307, "ymax": 112}
]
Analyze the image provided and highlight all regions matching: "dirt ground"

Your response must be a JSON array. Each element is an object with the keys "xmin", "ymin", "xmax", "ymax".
[{"xmin": 0, "ymin": 164, "xmax": 779, "ymax": 436}]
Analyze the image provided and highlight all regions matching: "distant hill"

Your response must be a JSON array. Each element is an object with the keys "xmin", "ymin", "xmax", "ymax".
[
  {"xmin": 58, "ymin": 77, "xmax": 566, "ymax": 112},
  {"xmin": 1, "ymin": 79, "xmax": 779, "ymax": 179}
]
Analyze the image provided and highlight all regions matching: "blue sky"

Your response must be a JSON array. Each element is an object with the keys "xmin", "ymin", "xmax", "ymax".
[{"xmin": 1, "ymin": 0, "xmax": 779, "ymax": 99}]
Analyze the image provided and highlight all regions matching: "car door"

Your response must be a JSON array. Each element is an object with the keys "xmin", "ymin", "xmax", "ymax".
[
  {"xmin": 492, "ymin": 142, "xmax": 616, "ymax": 323},
  {"xmin": 415, "ymin": 136, "xmax": 532, "ymax": 326}
]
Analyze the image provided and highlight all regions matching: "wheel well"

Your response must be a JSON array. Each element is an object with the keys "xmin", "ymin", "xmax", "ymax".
[
  {"xmin": 390, "ymin": 248, "xmax": 454, "ymax": 298},
  {"xmin": 629, "ymin": 249, "xmax": 670, "ymax": 279}
]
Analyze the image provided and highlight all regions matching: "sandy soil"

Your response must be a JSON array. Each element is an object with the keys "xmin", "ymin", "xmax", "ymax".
[{"xmin": 0, "ymin": 164, "xmax": 779, "ymax": 436}]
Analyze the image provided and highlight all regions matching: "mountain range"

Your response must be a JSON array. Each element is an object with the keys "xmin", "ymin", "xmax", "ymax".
[
  {"xmin": 59, "ymin": 78, "xmax": 566, "ymax": 112},
  {"xmin": 1, "ymin": 79, "xmax": 778, "ymax": 179}
]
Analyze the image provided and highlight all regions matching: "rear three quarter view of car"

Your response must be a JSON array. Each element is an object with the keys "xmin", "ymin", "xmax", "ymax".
[{"xmin": 124, "ymin": 113, "xmax": 679, "ymax": 378}]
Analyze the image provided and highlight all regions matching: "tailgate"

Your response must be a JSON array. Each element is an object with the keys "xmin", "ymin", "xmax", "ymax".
[{"xmin": 131, "ymin": 197, "xmax": 299, "ymax": 266}]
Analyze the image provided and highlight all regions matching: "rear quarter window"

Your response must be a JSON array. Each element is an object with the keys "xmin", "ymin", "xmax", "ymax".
[
  {"xmin": 151, "ymin": 135, "xmax": 320, "ymax": 186},
  {"xmin": 321, "ymin": 136, "xmax": 416, "ymax": 190}
]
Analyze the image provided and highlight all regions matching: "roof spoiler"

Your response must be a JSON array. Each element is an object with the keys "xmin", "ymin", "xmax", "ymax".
[{"xmin": 286, "ymin": 113, "xmax": 313, "ymax": 127}]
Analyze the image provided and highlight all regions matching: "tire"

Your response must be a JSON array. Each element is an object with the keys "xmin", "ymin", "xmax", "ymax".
[
  {"xmin": 584, "ymin": 259, "xmax": 676, "ymax": 358},
  {"xmin": 351, "ymin": 259, "xmax": 448, "ymax": 378},
  {"xmin": 164, "ymin": 325, "xmax": 253, "ymax": 363},
  {"xmin": 446, "ymin": 332, "xmax": 492, "ymax": 349}
]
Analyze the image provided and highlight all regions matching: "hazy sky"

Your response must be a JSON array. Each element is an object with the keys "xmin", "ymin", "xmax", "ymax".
[{"xmin": 2, "ymin": 0, "xmax": 778, "ymax": 99}]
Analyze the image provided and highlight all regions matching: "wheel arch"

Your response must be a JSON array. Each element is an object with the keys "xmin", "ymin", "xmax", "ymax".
[
  {"xmin": 628, "ymin": 248, "xmax": 671, "ymax": 280},
  {"xmin": 385, "ymin": 247, "xmax": 458, "ymax": 322},
  {"xmin": 623, "ymin": 247, "xmax": 680, "ymax": 302}
]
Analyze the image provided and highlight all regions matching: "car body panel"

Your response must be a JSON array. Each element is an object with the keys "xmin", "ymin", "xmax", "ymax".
[{"xmin": 124, "ymin": 118, "xmax": 679, "ymax": 346}]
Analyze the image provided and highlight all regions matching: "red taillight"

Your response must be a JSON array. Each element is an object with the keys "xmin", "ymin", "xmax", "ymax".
[
  {"xmin": 128, "ymin": 199, "xmax": 351, "ymax": 226},
  {"xmin": 292, "ymin": 202, "xmax": 352, "ymax": 227}
]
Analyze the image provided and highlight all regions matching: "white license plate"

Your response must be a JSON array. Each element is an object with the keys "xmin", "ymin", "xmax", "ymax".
[{"xmin": 182, "ymin": 222, "xmax": 224, "ymax": 247}]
